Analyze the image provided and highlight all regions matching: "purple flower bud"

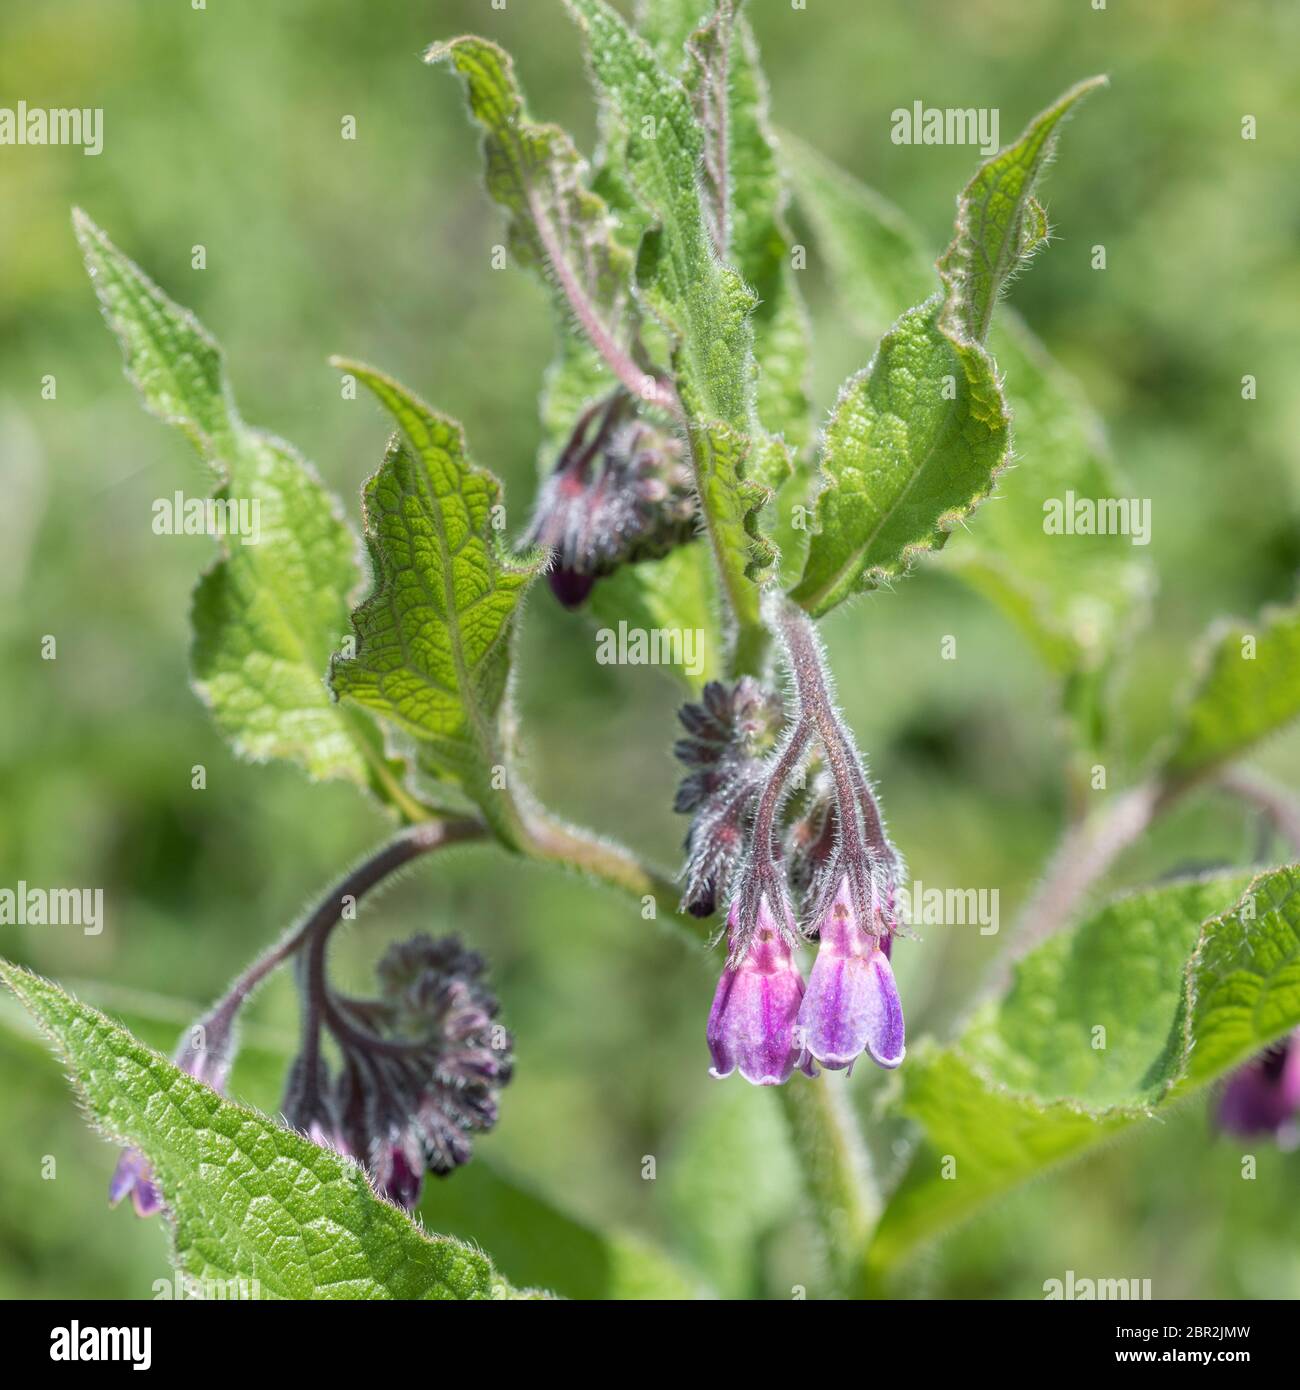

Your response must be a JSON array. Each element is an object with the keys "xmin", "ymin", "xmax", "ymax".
[
  {"xmin": 524, "ymin": 391, "xmax": 695, "ymax": 607},
  {"xmin": 674, "ymin": 678, "xmax": 785, "ymax": 919},
  {"xmin": 1215, "ymin": 1029, "xmax": 1300, "ymax": 1147},
  {"xmin": 707, "ymin": 897, "xmax": 814, "ymax": 1086},
  {"xmin": 547, "ymin": 565, "xmax": 596, "ymax": 610},
  {"xmin": 108, "ymin": 1147, "xmax": 162, "ymax": 1218},
  {"xmin": 797, "ymin": 876, "xmax": 904, "ymax": 1073}
]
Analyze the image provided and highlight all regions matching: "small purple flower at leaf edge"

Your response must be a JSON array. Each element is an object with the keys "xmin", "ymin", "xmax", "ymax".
[
  {"xmin": 107, "ymin": 1019, "xmax": 234, "ymax": 1219},
  {"xmin": 797, "ymin": 876, "xmax": 905, "ymax": 1073},
  {"xmin": 108, "ymin": 1147, "xmax": 162, "ymax": 1218},
  {"xmin": 1215, "ymin": 1029, "xmax": 1300, "ymax": 1148},
  {"xmin": 707, "ymin": 897, "xmax": 815, "ymax": 1087}
]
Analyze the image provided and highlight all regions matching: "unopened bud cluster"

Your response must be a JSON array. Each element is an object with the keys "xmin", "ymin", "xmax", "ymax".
[
  {"xmin": 525, "ymin": 390, "xmax": 696, "ymax": 607},
  {"xmin": 674, "ymin": 676, "xmax": 784, "ymax": 918}
]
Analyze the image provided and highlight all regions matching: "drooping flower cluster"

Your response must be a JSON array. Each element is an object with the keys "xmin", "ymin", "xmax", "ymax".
[
  {"xmin": 1214, "ymin": 1028, "xmax": 1300, "ymax": 1149},
  {"xmin": 111, "ymin": 929, "xmax": 511, "ymax": 1219},
  {"xmin": 686, "ymin": 601, "xmax": 907, "ymax": 1085},
  {"xmin": 283, "ymin": 934, "xmax": 512, "ymax": 1210},
  {"xmin": 524, "ymin": 390, "xmax": 696, "ymax": 608}
]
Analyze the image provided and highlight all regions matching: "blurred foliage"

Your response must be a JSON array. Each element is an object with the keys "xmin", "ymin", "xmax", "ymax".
[{"xmin": 1, "ymin": 0, "xmax": 1297, "ymax": 1298}]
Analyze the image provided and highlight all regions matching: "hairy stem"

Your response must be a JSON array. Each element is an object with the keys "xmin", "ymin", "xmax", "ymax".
[
  {"xmin": 775, "ymin": 599, "xmax": 890, "ymax": 853},
  {"xmin": 1219, "ymin": 766, "xmax": 1300, "ymax": 857},
  {"xmin": 777, "ymin": 1080, "xmax": 880, "ymax": 1298},
  {"xmin": 199, "ymin": 820, "xmax": 485, "ymax": 1071},
  {"xmin": 1000, "ymin": 783, "xmax": 1158, "ymax": 974},
  {"xmin": 527, "ymin": 185, "xmax": 679, "ymax": 417},
  {"xmin": 516, "ymin": 801, "xmax": 688, "ymax": 925},
  {"xmin": 690, "ymin": 0, "xmax": 735, "ymax": 262},
  {"xmin": 289, "ymin": 819, "xmax": 486, "ymax": 1097}
]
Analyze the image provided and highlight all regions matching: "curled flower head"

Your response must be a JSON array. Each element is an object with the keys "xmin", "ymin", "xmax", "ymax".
[
  {"xmin": 707, "ymin": 896, "xmax": 814, "ymax": 1086},
  {"xmin": 525, "ymin": 390, "xmax": 695, "ymax": 608},
  {"xmin": 1215, "ymin": 1029, "xmax": 1300, "ymax": 1148},
  {"xmin": 285, "ymin": 934, "xmax": 511, "ymax": 1211},
  {"xmin": 796, "ymin": 874, "xmax": 905, "ymax": 1073}
]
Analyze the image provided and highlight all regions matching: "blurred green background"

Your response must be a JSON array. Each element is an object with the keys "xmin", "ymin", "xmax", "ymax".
[{"xmin": 2, "ymin": 0, "xmax": 1298, "ymax": 1299}]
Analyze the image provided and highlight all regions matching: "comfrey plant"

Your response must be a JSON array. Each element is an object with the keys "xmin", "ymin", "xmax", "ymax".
[{"xmin": 6, "ymin": 0, "xmax": 1300, "ymax": 1301}]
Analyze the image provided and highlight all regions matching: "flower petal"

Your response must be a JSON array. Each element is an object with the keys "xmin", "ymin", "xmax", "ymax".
[
  {"xmin": 798, "ymin": 941, "xmax": 905, "ymax": 1071},
  {"xmin": 108, "ymin": 1148, "xmax": 162, "ymax": 1218},
  {"xmin": 707, "ymin": 957, "xmax": 806, "ymax": 1086}
]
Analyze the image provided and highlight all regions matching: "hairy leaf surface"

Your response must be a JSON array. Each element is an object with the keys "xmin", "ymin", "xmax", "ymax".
[
  {"xmin": 870, "ymin": 868, "xmax": 1300, "ymax": 1274},
  {"xmin": 329, "ymin": 362, "xmax": 543, "ymax": 840},
  {"xmin": 75, "ymin": 211, "xmax": 383, "ymax": 791},
  {"xmin": 938, "ymin": 76, "xmax": 1107, "ymax": 345},
  {"xmin": 782, "ymin": 110, "xmax": 1146, "ymax": 669}
]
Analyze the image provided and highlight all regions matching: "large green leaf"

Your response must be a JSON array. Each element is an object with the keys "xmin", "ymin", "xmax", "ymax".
[
  {"xmin": 595, "ymin": 0, "xmax": 808, "ymax": 635},
  {"xmin": 11, "ymin": 980, "xmax": 698, "ymax": 1302},
  {"xmin": 869, "ymin": 867, "xmax": 1300, "ymax": 1277},
  {"xmin": 782, "ymin": 126, "xmax": 1148, "ymax": 683},
  {"xmin": 74, "ymin": 211, "xmax": 388, "ymax": 794},
  {"xmin": 329, "ymin": 362, "xmax": 543, "ymax": 843},
  {"xmin": 788, "ymin": 296, "xmax": 1010, "ymax": 616},
  {"xmin": 790, "ymin": 82, "xmax": 1104, "ymax": 618},
  {"xmin": 566, "ymin": 0, "xmax": 771, "ymax": 648},
  {"xmin": 1160, "ymin": 595, "xmax": 1300, "ymax": 787},
  {"xmin": 0, "ymin": 960, "xmax": 533, "ymax": 1300}
]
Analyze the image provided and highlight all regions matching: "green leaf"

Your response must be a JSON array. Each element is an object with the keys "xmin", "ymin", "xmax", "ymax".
[
  {"xmin": 74, "ymin": 210, "xmax": 385, "ymax": 793},
  {"xmin": 938, "ymin": 76, "xmax": 1107, "ymax": 345},
  {"xmin": 19, "ymin": 981, "xmax": 695, "ymax": 1301},
  {"xmin": 869, "ymin": 867, "xmax": 1300, "ymax": 1277},
  {"xmin": 0, "ymin": 960, "xmax": 533, "ymax": 1299},
  {"xmin": 635, "ymin": 0, "xmax": 709, "ymax": 67},
  {"xmin": 565, "ymin": 0, "xmax": 755, "ymax": 428},
  {"xmin": 789, "ymin": 76, "xmax": 1118, "ymax": 616},
  {"xmin": 789, "ymin": 296, "xmax": 1010, "ymax": 617},
  {"xmin": 566, "ymin": 0, "xmax": 770, "ymax": 650},
  {"xmin": 783, "ymin": 97, "xmax": 1144, "ymax": 664},
  {"xmin": 786, "ymin": 136, "xmax": 1150, "ymax": 683},
  {"xmin": 682, "ymin": 3, "xmax": 812, "ymax": 447},
  {"xmin": 329, "ymin": 362, "xmax": 543, "ymax": 843},
  {"xmin": 1160, "ymin": 595, "xmax": 1300, "ymax": 787}
]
